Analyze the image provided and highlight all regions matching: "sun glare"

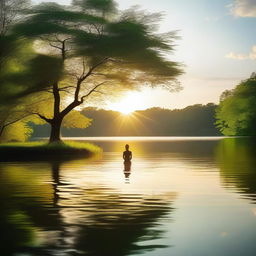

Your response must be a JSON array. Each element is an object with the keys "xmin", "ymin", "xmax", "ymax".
[
  {"xmin": 107, "ymin": 91, "xmax": 146, "ymax": 115},
  {"xmin": 120, "ymin": 108, "xmax": 134, "ymax": 115}
]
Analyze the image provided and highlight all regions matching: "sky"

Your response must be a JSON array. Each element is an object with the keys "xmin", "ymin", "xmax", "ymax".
[{"xmin": 33, "ymin": 0, "xmax": 256, "ymax": 111}]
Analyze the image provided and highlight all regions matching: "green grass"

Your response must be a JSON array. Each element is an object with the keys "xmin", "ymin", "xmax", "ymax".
[{"xmin": 0, "ymin": 141, "xmax": 102, "ymax": 162}]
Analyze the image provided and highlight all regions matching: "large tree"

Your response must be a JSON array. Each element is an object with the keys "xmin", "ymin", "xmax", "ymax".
[
  {"xmin": 216, "ymin": 76, "xmax": 256, "ymax": 136},
  {"xmin": 15, "ymin": 0, "xmax": 183, "ymax": 142},
  {"xmin": 0, "ymin": 0, "xmax": 67, "ymax": 141},
  {"xmin": 0, "ymin": 47, "xmax": 64, "ymax": 140}
]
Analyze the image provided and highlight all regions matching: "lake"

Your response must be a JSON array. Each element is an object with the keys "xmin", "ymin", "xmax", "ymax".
[{"xmin": 1, "ymin": 137, "xmax": 256, "ymax": 256}]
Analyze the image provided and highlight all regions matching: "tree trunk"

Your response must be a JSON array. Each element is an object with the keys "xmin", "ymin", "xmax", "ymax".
[
  {"xmin": 49, "ymin": 80, "xmax": 62, "ymax": 143},
  {"xmin": 0, "ymin": 124, "xmax": 5, "ymax": 138},
  {"xmin": 49, "ymin": 119, "xmax": 62, "ymax": 143}
]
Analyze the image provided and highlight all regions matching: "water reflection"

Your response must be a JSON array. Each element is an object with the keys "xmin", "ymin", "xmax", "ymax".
[
  {"xmin": 0, "ymin": 162, "xmax": 59, "ymax": 255},
  {"xmin": 86, "ymin": 137, "xmax": 220, "ymax": 158},
  {"xmin": 123, "ymin": 161, "xmax": 132, "ymax": 182},
  {"xmin": 216, "ymin": 138, "xmax": 256, "ymax": 202},
  {"xmin": 2, "ymin": 137, "xmax": 256, "ymax": 256},
  {"xmin": 0, "ymin": 160, "xmax": 176, "ymax": 256}
]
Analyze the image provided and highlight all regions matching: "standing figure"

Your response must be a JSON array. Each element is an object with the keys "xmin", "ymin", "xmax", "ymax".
[
  {"xmin": 123, "ymin": 144, "xmax": 132, "ymax": 181},
  {"xmin": 123, "ymin": 144, "xmax": 132, "ymax": 162}
]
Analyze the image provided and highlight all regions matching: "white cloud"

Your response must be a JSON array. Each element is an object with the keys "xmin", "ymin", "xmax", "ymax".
[
  {"xmin": 225, "ymin": 45, "xmax": 256, "ymax": 60},
  {"xmin": 230, "ymin": 0, "xmax": 256, "ymax": 17}
]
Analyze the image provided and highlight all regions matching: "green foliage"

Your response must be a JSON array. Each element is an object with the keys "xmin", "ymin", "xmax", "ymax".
[
  {"xmin": 0, "ymin": 3, "xmax": 64, "ymax": 103},
  {"xmin": 2, "ymin": 0, "xmax": 183, "ymax": 142},
  {"xmin": 0, "ymin": 141, "xmax": 100, "ymax": 151},
  {"xmin": 14, "ymin": 3, "xmax": 106, "ymax": 37},
  {"xmin": 0, "ymin": 36, "xmax": 32, "ymax": 103},
  {"xmin": 63, "ymin": 110, "xmax": 92, "ymax": 128},
  {"xmin": 73, "ymin": 16, "xmax": 182, "ymax": 87},
  {"xmin": 15, "ymin": 0, "xmax": 182, "ymax": 94},
  {"xmin": 72, "ymin": 0, "xmax": 117, "ymax": 14},
  {"xmin": 0, "ymin": 121, "xmax": 32, "ymax": 142},
  {"xmin": 0, "ymin": 35, "xmax": 18, "ymax": 70},
  {"xmin": 1, "ymin": 54, "xmax": 63, "ymax": 104},
  {"xmin": 0, "ymin": 93, "xmax": 50, "ymax": 143},
  {"xmin": 0, "ymin": 1, "xmax": 47, "ymax": 105},
  {"xmin": 0, "ymin": 141, "xmax": 102, "ymax": 161},
  {"xmin": 216, "ymin": 78, "xmax": 256, "ymax": 136},
  {"xmin": 0, "ymin": 34, "xmax": 63, "ymax": 112},
  {"xmin": 0, "ymin": 1, "xmax": 65, "ymax": 143}
]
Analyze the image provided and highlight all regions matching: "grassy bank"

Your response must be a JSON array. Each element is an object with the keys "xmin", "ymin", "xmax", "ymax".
[{"xmin": 0, "ymin": 141, "xmax": 102, "ymax": 162}]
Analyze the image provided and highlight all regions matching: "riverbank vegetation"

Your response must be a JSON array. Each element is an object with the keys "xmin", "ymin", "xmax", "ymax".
[
  {"xmin": 0, "ymin": 141, "xmax": 101, "ymax": 161},
  {"xmin": 216, "ymin": 76, "xmax": 256, "ymax": 136}
]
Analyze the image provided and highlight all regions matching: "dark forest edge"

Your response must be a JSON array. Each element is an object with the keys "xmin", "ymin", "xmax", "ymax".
[
  {"xmin": 32, "ymin": 103, "xmax": 221, "ymax": 137},
  {"xmin": 0, "ymin": 141, "xmax": 102, "ymax": 162}
]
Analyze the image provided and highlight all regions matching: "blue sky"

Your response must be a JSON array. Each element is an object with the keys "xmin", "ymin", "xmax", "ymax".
[{"xmin": 33, "ymin": 0, "xmax": 256, "ymax": 110}]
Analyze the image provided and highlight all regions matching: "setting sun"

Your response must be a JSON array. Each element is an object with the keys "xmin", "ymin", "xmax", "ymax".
[{"xmin": 107, "ymin": 91, "xmax": 147, "ymax": 115}]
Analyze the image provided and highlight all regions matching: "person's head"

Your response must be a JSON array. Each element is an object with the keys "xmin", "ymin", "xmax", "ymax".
[{"xmin": 125, "ymin": 144, "xmax": 129, "ymax": 150}]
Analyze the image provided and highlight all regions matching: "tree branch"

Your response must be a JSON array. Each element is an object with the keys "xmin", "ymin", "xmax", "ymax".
[
  {"xmin": 80, "ymin": 57, "xmax": 110, "ymax": 80},
  {"xmin": 3, "ymin": 113, "xmax": 32, "ymax": 128},
  {"xmin": 49, "ymin": 42, "xmax": 62, "ymax": 50},
  {"xmin": 58, "ymin": 85, "xmax": 76, "ymax": 91},
  {"xmin": 31, "ymin": 112, "xmax": 52, "ymax": 123},
  {"xmin": 74, "ymin": 57, "xmax": 109, "ymax": 102},
  {"xmin": 59, "ymin": 58, "xmax": 110, "ymax": 119},
  {"xmin": 80, "ymin": 81, "xmax": 107, "ymax": 103}
]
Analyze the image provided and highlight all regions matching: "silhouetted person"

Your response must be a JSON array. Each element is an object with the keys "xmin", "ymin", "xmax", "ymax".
[
  {"xmin": 123, "ymin": 144, "xmax": 132, "ymax": 162},
  {"xmin": 123, "ymin": 144, "xmax": 132, "ymax": 181}
]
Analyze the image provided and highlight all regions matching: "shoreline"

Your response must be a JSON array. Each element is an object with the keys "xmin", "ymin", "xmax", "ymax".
[{"xmin": 0, "ymin": 141, "xmax": 102, "ymax": 162}]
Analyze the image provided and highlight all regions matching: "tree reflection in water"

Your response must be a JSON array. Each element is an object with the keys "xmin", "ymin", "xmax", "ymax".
[
  {"xmin": 216, "ymin": 138, "xmax": 256, "ymax": 202},
  {"xmin": 0, "ymin": 160, "xmax": 176, "ymax": 256}
]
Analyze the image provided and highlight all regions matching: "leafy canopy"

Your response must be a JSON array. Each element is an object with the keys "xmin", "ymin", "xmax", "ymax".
[
  {"xmin": 14, "ymin": 0, "xmax": 183, "ymax": 95},
  {"xmin": 8, "ymin": 0, "xmax": 183, "ymax": 141},
  {"xmin": 73, "ymin": 0, "xmax": 117, "ymax": 14},
  {"xmin": 216, "ymin": 78, "xmax": 256, "ymax": 136}
]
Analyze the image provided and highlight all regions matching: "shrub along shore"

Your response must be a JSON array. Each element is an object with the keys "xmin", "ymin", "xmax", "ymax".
[{"xmin": 0, "ymin": 141, "xmax": 102, "ymax": 162}]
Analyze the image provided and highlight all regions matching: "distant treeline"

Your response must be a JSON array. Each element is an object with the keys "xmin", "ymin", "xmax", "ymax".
[{"xmin": 31, "ymin": 104, "xmax": 221, "ymax": 137}]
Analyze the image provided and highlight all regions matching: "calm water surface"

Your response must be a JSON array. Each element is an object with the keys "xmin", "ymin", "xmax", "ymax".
[{"xmin": 1, "ymin": 137, "xmax": 256, "ymax": 256}]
